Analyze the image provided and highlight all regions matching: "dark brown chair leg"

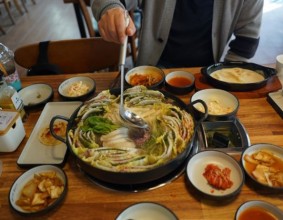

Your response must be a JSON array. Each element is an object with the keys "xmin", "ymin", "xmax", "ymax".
[
  {"xmin": 20, "ymin": 0, "xmax": 28, "ymax": 12},
  {"xmin": 0, "ymin": 25, "xmax": 6, "ymax": 34},
  {"xmin": 3, "ymin": 0, "xmax": 16, "ymax": 24}
]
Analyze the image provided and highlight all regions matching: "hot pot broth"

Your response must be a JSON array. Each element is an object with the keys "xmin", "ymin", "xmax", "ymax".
[{"xmin": 67, "ymin": 86, "xmax": 194, "ymax": 172}]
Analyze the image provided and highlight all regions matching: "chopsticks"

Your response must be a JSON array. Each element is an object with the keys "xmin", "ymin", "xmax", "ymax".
[{"xmin": 109, "ymin": 68, "xmax": 128, "ymax": 89}]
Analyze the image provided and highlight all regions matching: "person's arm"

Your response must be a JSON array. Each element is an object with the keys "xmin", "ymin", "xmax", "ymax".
[
  {"xmin": 91, "ymin": 0, "xmax": 138, "ymax": 44},
  {"xmin": 225, "ymin": 0, "xmax": 263, "ymax": 62}
]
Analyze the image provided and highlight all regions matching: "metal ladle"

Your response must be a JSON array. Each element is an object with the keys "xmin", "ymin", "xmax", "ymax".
[{"xmin": 119, "ymin": 11, "xmax": 148, "ymax": 129}]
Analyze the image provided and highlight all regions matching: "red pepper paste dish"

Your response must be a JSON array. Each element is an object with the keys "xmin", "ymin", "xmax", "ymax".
[{"xmin": 186, "ymin": 150, "xmax": 244, "ymax": 200}]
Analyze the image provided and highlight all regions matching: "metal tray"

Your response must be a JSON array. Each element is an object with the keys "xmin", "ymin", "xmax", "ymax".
[{"xmin": 197, "ymin": 117, "xmax": 250, "ymax": 154}]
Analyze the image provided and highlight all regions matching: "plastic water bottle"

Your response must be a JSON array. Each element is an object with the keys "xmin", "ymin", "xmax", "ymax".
[{"xmin": 0, "ymin": 43, "xmax": 22, "ymax": 91}]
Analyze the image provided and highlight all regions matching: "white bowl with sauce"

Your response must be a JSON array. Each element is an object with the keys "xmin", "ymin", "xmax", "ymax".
[
  {"xmin": 241, "ymin": 143, "xmax": 283, "ymax": 190},
  {"xmin": 235, "ymin": 200, "xmax": 283, "ymax": 220},
  {"xmin": 116, "ymin": 202, "xmax": 178, "ymax": 220},
  {"xmin": 58, "ymin": 76, "xmax": 96, "ymax": 101},
  {"xmin": 186, "ymin": 150, "xmax": 244, "ymax": 200},
  {"xmin": 165, "ymin": 70, "xmax": 195, "ymax": 95},
  {"xmin": 191, "ymin": 88, "xmax": 239, "ymax": 121}
]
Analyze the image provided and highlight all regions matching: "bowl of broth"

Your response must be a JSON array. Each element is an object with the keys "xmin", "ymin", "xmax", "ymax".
[
  {"xmin": 165, "ymin": 71, "xmax": 195, "ymax": 95},
  {"xmin": 235, "ymin": 200, "xmax": 283, "ymax": 220}
]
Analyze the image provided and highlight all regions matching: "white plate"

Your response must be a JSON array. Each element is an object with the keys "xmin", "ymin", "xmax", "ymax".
[
  {"xmin": 17, "ymin": 102, "xmax": 82, "ymax": 167},
  {"xmin": 186, "ymin": 150, "xmax": 244, "ymax": 198},
  {"xmin": 116, "ymin": 202, "xmax": 178, "ymax": 220},
  {"xmin": 19, "ymin": 84, "xmax": 53, "ymax": 107}
]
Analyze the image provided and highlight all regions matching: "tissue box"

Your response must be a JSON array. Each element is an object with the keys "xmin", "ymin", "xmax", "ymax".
[{"xmin": 0, "ymin": 110, "xmax": 26, "ymax": 152}]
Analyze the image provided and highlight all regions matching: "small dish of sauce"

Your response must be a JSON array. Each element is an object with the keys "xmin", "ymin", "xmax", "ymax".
[
  {"xmin": 238, "ymin": 207, "xmax": 278, "ymax": 220},
  {"xmin": 165, "ymin": 71, "xmax": 195, "ymax": 95},
  {"xmin": 235, "ymin": 201, "xmax": 283, "ymax": 220},
  {"xmin": 167, "ymin": 76, "xmax": 192, "ymax": 87}
]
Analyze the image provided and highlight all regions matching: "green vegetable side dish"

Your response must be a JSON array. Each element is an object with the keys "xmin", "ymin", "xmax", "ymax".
[
  {"xmin": 68, "ymin": 86, "xmax": 194, "ymax": 173},
  {"xmin": 81, "ymin": 116, "xmax": 120, "ymax": 134}
]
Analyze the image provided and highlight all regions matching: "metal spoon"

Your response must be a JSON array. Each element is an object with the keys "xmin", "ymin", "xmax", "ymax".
[{"xmin": 119, "ymin": 11, "xmax": 148, "ymax": 129}]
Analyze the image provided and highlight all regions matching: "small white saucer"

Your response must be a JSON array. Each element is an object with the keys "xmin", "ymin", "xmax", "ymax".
[{"xmin": 19, "ymin": 83, "xmax": 53, "ymax": 108}]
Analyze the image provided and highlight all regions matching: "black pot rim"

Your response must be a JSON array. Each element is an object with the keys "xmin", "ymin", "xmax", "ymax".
[{"xmin": 55, "ymin": 88, "xmax": 202, "ymax": 185}]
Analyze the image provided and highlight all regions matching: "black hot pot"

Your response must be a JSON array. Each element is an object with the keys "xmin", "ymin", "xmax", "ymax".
[{"xmin": 50, "ymin": 88, "xmax": 207, "ymax": 185}]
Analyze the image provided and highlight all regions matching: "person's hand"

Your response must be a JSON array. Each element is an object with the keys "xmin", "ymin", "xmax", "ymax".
[{"xmin": 98, "ymin": 7, "xmax": 136, "ymax": 44}]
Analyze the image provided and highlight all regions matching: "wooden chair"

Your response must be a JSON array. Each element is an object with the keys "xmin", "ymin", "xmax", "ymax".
[
  {"xmin": 0, "ymin": 24, "xmax": 5, "ymax": 34},
  {"xmin": 1, "ymin": 0, "xmax": 27, "ymax": 24},
  {"xmin": 14, "ymin": 38, "xmax": 121, "ymax": 74},
  {"xmin": 19, "ymin": 0, "xmax": 37, "ymax": 13},
  {"xmin": 63, "ymin": 0, "xmax": 140, "ymax": 64},
  {"xmin": 0, "ymin": 0, "xmax": 17, "ymax": 24}
]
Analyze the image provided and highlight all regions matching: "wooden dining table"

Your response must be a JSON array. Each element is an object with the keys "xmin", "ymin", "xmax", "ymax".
[{"xmin": 1, "ymin": 67, "xmax": 283, "ymax": 220}]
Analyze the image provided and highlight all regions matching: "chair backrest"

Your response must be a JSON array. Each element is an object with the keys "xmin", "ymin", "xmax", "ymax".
[{"xmin": 14, "ymin": 37, "xmax": 121, "ymax": 74}]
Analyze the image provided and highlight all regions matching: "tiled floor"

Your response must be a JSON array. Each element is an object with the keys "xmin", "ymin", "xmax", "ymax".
[{"xmin": 0, "ymin": 0, "xmax": 283, "ymax": 68}]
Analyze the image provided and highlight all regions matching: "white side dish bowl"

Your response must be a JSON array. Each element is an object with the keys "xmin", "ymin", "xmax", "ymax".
[
  {"xmin": 191, "ymin": 88, "xmax": 239, "ymax": 121},
  {"xmin": 186, "ymin": 150, "xmax": 244, "ymax": 200},
  {"xmin": 125, "ymin": 65, "xmax": 165, "ymax": 89},
  {"xmin": 241, "ymin": 143, "xmax": 283, "ymax": 190},
  {"xmin": 58, "ymin": 76, "xmax": 95, "ymax": 100},
  {"xmin": 235, "ymin": 200, "xmax": 283, "ymax": 220},
  {"xmin": 116, "ymin": 202, "xmax": 178, "ymax": 220},
  {"xmin": 19, "ymin": 84, "xmax": 53, "ymax": 108},
  {"xmin": 165, "ymin": 70, "xmax": 195, "ymax": 95},
  {"xmin": 9, "ymin": 165, "xmax": 67, "ymax": 216}
]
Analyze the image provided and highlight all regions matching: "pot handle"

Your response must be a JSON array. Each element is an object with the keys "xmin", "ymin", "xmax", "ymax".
[
  {"xmin": 49, "ymin": 115, "xmax": 69, "ymax": 144},
  {"xmin": 263, "ymin": 66, "xmax": 277, "ymax": 76},
  {"xmin": 188, "ymin": 99, "xmax": 208, "ymax": 125}
]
